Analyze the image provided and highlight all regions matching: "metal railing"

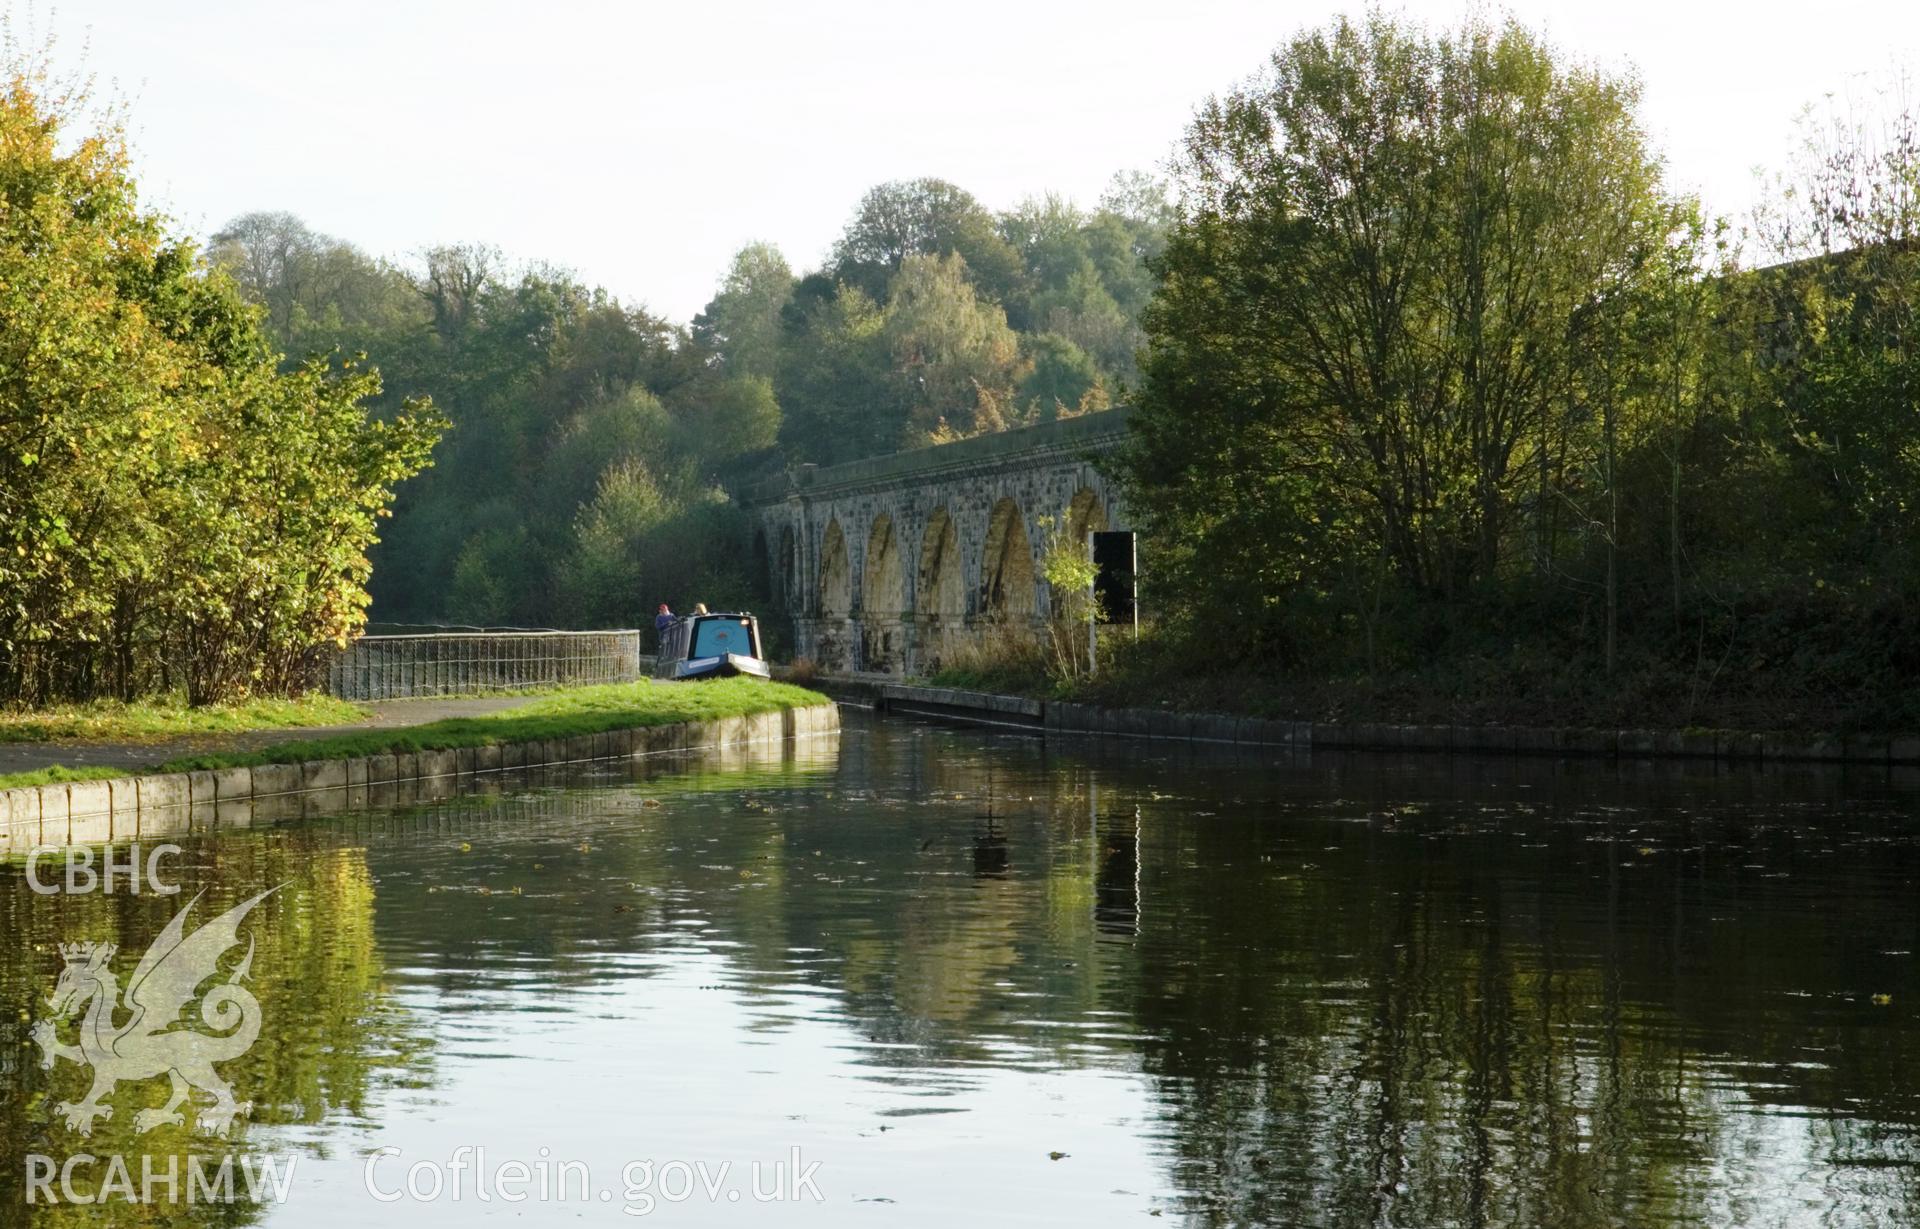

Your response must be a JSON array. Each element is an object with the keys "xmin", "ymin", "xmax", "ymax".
[{"xmin": 325, "ymin": 630, "xmax": 643, "ymax": 701}]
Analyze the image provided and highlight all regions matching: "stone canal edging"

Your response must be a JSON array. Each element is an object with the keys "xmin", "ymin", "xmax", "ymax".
[
  {"xmin": 0, "ymin": 702, "xmax": 840, "ymax": 855},
  {"xmin": 869, "ymin": 683, "xmax": 1920, "ymax": 766}
]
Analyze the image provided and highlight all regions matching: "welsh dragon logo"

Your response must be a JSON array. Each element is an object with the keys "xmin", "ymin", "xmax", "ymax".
[{"xmin": 30, "ymin": 887, "xmax": 280, "ymax": 1138}]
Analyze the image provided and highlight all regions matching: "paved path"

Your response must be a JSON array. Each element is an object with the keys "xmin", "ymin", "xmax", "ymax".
[{"xmin": 0, "ymin": 695, "xmax": 546, "ymax": 777}]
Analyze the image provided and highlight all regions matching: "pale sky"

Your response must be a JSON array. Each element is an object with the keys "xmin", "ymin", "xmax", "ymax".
[{"xmin": 33, "ymin": 0, "xmax": 1920, "ymax": 322}]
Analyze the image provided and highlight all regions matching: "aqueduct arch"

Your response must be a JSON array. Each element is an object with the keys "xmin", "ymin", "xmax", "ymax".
[
  {"xmin": 917, "ymin": 507, "xmax": 967, "ymax": 669},
  {"xmin": 863, "ymin": 514, "xmax": 906, "ymax": 671},
  {"xmin": 1066, "ymin": 486, "xmax": 1109, "ymax": 543},
  {"xmin": 815, "ymin": 518, "xmax": 853, "ymax": 669},
  {"xmin": 980, "ymin": 498, "xmax": 1035, "ymax": 619}
]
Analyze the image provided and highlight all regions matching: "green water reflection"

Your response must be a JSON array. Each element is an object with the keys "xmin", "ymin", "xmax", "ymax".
[{"xmin": 3, "ymin": 718, "xmax": 1920, "ymax": 1226}]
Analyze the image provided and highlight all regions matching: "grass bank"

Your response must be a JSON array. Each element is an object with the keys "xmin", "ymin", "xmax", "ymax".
[
  {"xmin": 0, "ymin": 694, "xmax": 366, "ymax": 745},
  {"xmin": 0, "ymin": 680, "xmax": 830, "ymax": 789}
]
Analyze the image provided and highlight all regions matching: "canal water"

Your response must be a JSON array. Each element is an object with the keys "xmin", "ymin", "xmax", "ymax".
[{"xmin": 4, "ymin": 712, "xmax": 1920, "ymax": 1226}]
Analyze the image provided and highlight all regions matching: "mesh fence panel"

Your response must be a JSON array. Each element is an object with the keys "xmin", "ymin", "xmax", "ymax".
[{"xmin": 325, "ymin": 631, "xmax": 643, "ymax": 701}]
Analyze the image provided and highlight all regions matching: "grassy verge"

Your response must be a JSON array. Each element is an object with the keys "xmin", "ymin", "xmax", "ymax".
[
  {"xmin": 0, "ymin": 694, "xmax": 367, "ymax": 745},
  {"xmin": 0, "ymin": 680, "xmax": 830, "ymax": 789},
  {"xmin": 0, "ymin": 764, "xmax": 136, "ymax": 789},
  {"xmin": 156, "ymin": 679, "xmax": 829, "ymax": 772}
]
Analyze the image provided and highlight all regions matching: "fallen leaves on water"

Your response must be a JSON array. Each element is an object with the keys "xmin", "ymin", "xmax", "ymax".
[
  {"xmin": 1874, "ymin": 993, "xmax": 1893, "ymax": 1006},
  {"xmin": 1049, "ymin": 1151, "xmax": 1069, "ymax": 1161}
]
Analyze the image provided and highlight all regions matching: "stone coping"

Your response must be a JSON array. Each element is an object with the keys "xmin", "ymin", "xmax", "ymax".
[
  {"xmin": 878, "ymin": 684, "xmax": 1043, "ymax": 722},
  {"xmin": 867, "ymin": 683, "xmax": 1918, "ymax": 765},
  {"xmin": 0, "ymin": 703, "xmax": 839, "ymax": 855}
]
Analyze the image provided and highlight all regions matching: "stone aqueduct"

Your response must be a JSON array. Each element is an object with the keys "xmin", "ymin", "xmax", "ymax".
[{"xmin": 740, "ymin": 408, "xmax": 1132, "ymax": 675}]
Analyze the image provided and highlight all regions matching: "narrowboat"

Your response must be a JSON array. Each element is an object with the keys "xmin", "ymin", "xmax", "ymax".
[{"xmin": 653, "ymin": 612, "xmax": 772, "ymax": 681}]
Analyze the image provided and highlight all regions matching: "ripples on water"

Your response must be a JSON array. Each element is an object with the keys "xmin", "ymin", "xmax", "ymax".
[{"xmin": 4, "ymin": 713, "xmax": 1920, "ymax": 1226}]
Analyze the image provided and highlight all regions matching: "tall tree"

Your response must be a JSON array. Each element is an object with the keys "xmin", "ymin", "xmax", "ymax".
[
  {"xmin": 1123, "ymin": 12, "xmax": 1678, "ymax": 653},
  {"xmin": 692, "ymin": 242, "xmax": 794, "ymax": 380},
  {"xmin": 831, "ymin": 178, "xmax": 1025, "ymax": 307},
  {"xmin": 1754, "ymin": 84, "xmax": 1920, "ymax": 576},
  {"xmin": 883, "ymin": 252, "xmax": 1021, "ymax": 445},
  {"xmin": 775, "ymin": 284, "xmax": 897, "ymax": 464},
  {"xmin": 207, "ymin": 211, "xmax": 321, "ymax": 338},
  {"xmin": 210, "ymin": 212, "xmax": 426, "ymax": 362}
]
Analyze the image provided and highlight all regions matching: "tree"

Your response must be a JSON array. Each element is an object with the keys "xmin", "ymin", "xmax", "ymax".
[
  {"xmin": 776, "ymin": 284, "xmax": 898, "ymax": 464},
  {"xmin": 1123, "ymin": 13, "xmax": 1676, "ymax": 657},
  {"xmin": 208, "ymin": 211, "xmax": 322, "ymax": 338},
  {"xmin": 417, "ymin": 242, "xmax": 499, "ymax": 340},
  {"xmin": 1018, "ymin": 333, "xmax": 1103, "ymax": 422},
  {"xmin": 555, "ymin": 463, "xmax": 756, "ymax": 626},
  {"xmin": 882, "ymin": 252, "xmax": 1021, "ymax": 445},
  {"xmin": 537, "ymin": 385, "xmax": 678, "ymax": 528},
  {"xmin": 1754, "ymin": 83, "xmax": 1920, "ymax": 578},
  {"xmin": 555, "ymin": 461, "xmax": 669, "ymax": 624},
  {"xmin": 0, "ymin": 65, "xmax": 444, "ymax": 703},
  {"xmin": 1000, "ymin": 193, "xmax": 1092, "ymax": 325},
  {"xmin": 692, "ymin": 242, "xmax": 793, "ymax": 379},
  {"xmin": 210, "ymin": 212, "xmax": 426, "ymax": 363},
  {"xmin": 1099, "ymin": 169, "xmax": 1177, "ymax": 232},
  {"xmin": 831, "ymin": 178, "xmax": 1025, "ymax": 307},
  {"xmin": 671, "ymin": 375, "xmax": 781, "ymax": 468},
  {"xmin": 1030, "ymin": 268, "xmax": 1137, "ymax": 389}
]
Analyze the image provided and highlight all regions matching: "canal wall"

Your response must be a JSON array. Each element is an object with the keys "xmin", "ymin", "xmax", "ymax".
[
  {"xmin": 867, "ymin": 683, "xmax": 1920, "ymax": 766},
  {"xmin": 0, "ymin": 703, "xmax": 840, "ymax": 855}
]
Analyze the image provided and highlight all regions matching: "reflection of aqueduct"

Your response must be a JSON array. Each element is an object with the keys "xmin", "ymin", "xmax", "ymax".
[{"xmin": 741, "ymin": 409, "xmax": 1131, "ymax": 675}]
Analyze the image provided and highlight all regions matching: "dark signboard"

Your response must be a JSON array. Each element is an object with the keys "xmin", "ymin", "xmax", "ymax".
[{"xmin": 1090, "ymin": 530, "xmax": 1137, "ymax": 627}]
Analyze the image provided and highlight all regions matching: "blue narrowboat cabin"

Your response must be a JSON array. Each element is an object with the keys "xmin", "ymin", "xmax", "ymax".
[{"xmin": 653, "ymin": 612, "xmax": 772, "ymax": 681}]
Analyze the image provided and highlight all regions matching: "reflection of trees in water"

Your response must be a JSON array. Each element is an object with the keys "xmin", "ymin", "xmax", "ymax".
[
  {"xmin": 0, "ymin": 833, "xmax": 432, "ymax": 1226},
  {"xmin": 1117, "ymin": 782, "xmax": 1920, "ymax": 1227},
  {"xmin": 569, "ymin": 729, "xmax": 1920, "ymax": 1227}
]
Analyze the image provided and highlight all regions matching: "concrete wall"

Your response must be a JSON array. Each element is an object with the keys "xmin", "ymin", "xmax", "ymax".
[{"xmin": 741, "ymin": 408, "xmax": 1132, "ymax": 675}]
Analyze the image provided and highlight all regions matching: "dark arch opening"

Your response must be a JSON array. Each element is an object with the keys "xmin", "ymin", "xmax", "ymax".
[
  {"xmin": 819, "ymin": 519, "xmax": 851, "ymax": 616},
  {"xmin": 980, "ymin": 498, "xmax": 1035, "ymax": 618},
  {"xmin": 918, "ymin": 507, "xmax": 964, "ymax": 619}
]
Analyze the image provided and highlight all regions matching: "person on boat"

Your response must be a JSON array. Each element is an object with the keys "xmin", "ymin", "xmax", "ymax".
[
  {"xmin": 693, "ymin": 603, "xmax": 709, "ymax": 615},
  {"xmin": 654, "ymin": 603, "xmax": 676, "ymax": 648}
]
